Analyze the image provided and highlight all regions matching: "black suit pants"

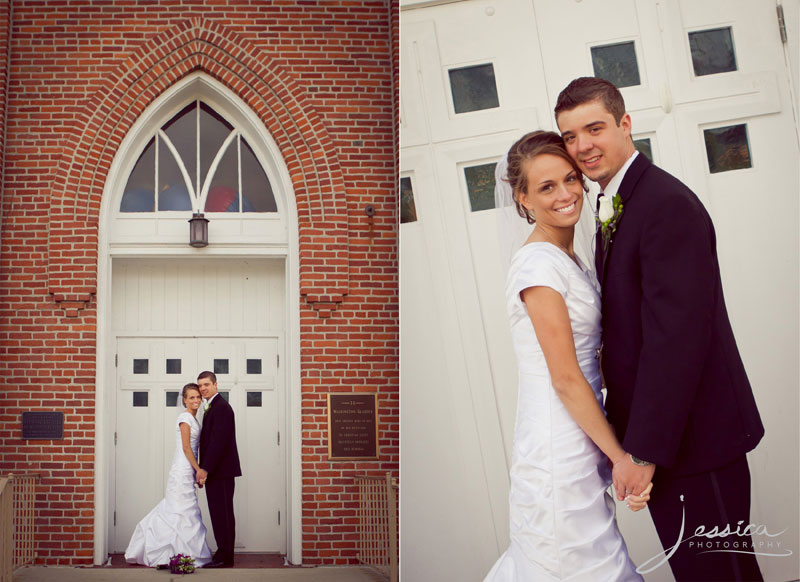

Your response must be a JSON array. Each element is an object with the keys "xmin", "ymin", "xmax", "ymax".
[
  {"xmin": 647, "ymin": 456, "xmax": 763, "ymax": 581},
  {"xmin": 206, "ymin": 477, "xmax": 236, "ymax": 563}
]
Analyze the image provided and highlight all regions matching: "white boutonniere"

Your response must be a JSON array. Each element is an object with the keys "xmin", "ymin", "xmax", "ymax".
[
  {"xmin": 596, "ymin": 193, "xmax": 624, "ymax": 252},
  {"xmin": 204, "ymin": 402, "xmax": 210, "ymax": 412}
]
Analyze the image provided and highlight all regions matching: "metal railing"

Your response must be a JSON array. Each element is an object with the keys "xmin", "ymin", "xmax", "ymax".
[
  {"xmin": 354, "ymin": 472, "xmax": 398, "ymax": 582},
  {"xmin": 0, "ymin": 473, "xmax": 39, "ymax": 581}
]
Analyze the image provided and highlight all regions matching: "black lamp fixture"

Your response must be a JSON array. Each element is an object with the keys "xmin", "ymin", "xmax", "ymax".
[{"xmin": 189, "ymin": 212, "xmax": 209, "ymax": 247}]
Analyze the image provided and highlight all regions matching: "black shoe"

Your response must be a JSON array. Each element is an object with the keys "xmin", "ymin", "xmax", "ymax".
[{"xmin": 203, "ymin": 560, "xmax": 233, "ymax": 568}]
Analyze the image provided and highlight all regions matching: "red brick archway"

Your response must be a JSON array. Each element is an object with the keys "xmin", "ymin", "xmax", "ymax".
[{"xmin": 47, "ymin": 18, "xmax": 349, "ymax": 317}]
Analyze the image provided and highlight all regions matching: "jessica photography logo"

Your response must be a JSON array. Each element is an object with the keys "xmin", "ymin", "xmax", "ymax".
[{"xmin": 637, "ymin": 495, "xmax": 793, "ymax": 574}]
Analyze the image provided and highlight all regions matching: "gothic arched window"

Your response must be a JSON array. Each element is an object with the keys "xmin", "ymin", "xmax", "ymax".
[{"xmin": 120, "ymin": 101, "xmax": 277, "ymax": 214}]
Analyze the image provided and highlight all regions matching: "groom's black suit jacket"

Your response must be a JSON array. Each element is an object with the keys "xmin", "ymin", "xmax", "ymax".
[
  {"xmin": 199, "ymin": 394, "xmax": 242, "ymax": 481},
  {"xmin": 596, "ymin": 154, "xmax": 763, "ymax": 476}
]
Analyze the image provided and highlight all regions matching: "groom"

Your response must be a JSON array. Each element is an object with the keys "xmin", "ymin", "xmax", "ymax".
[
  {"xmin": 555, "ymin": 77, "xmax": 764, "ymax": 581},
  {"xmin": 196, "ymin": 371, "xmax": 242, "ymax": 569}
]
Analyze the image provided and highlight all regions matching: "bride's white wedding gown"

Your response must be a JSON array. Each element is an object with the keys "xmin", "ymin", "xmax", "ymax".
[
  {"xmin": 485, "ymin": 243, "xmax": 641, "ymax": 581},
  {"xmin": 125, "ymin": 411, "xmax": 212, "ymax": 567}
]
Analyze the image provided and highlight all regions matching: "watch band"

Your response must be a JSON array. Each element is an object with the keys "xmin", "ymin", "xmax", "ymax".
[{"xmin": 630, "ymin": 454, "xmax": 653, "ymax": 466}]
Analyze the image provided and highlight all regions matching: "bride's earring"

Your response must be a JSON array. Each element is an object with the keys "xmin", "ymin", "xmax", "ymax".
[
  {"xmin": 516, "ymin": 192, "xmax": 536, "ymax": 224},
  {"xmin": 524, "ymin": 203, "xmax": 535, "ymax": 223}
]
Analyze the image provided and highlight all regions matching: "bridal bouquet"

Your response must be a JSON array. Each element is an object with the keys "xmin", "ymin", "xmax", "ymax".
[{"xmin": 168, "ymin": 553, "xmax": 196, "ymax": 574}]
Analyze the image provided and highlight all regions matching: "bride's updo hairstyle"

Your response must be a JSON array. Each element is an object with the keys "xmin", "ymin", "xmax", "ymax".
[
  {"xmin": 505, "ymin": 130, "xmax": 587, "ymax": 224},
  {"xmin": 182, "ymin": 382, "xmax": 200, "ymax": 405}
]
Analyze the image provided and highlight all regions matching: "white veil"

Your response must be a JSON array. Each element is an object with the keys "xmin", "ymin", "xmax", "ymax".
[
  {"xmin": 494, "ymin": 141, "xmax": 599, "ymax": 280},
  {"xmin": 494, "ymin": 153, "xmax": 534, "ymax": 278}
]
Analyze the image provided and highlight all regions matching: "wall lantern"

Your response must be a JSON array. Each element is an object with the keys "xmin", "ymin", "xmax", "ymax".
[{"xmin": 189, "ymin": 213, "xmax": 209, "ymax": 247}]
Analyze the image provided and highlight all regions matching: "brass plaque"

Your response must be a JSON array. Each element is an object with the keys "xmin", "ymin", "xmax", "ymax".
[{"xmin": 327, "ymin": 393, "xmax": 378, "ymax": 460}]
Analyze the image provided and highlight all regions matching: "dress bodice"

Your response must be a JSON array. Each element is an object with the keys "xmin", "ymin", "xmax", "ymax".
[
  {"xmin": 174, "ymin": 411, "xmax": 201, "ymax": 469},
  {"xmin": 506, "ymin": 242, "xmax": 602, "ymax": 376}
]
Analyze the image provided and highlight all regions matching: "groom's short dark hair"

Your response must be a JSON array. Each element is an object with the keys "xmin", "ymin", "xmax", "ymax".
[
  {"xmin": 555, "ymin": 77, "xmax": 626, "ymax": 125},
  {"xmin": 198, "ymin": 370, "xmax": 217, "ymax": 384}
]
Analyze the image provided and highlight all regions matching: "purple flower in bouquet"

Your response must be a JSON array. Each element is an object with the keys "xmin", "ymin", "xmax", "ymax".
[{"xmin": 168, "ymin": 553, "xmax": 196, "ymax": 574}]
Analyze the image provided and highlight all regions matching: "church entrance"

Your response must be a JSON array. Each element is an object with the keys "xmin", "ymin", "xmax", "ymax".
[{"xmin": 109, "ymin": 259, "xmax": 287, "ymax": 554}]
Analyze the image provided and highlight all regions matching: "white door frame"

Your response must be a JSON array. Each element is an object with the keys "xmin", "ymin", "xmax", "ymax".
[{"xmin": 92, "ymin": 73, "xmax": 303, "ymax": 565}]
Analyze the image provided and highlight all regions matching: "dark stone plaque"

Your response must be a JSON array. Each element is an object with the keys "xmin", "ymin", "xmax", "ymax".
[
  {"xmin": 22, "ymin": 412, "xmax": 64, "ymax": 440},
  {"xmin": 327, "ymin": 393, "xmax": 378, "ymax": 460}
]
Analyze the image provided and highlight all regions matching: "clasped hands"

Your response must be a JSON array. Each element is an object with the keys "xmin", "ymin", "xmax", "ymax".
[
  {"xmin": 612, "ymin": 453, "xmax": 655, "ymax": 512},
  {"xmin": 195, "ymin": 468, "xmax": 208, "ymax": 489}
]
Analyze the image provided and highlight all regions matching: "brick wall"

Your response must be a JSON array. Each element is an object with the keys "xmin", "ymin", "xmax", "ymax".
[{"xmin": 0, "ymin": 0, "xmax": 397, "ymax": 566}]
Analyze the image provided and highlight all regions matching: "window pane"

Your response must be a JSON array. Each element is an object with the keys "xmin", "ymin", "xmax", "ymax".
[
  {"xmin": 166, "ymin": 391, "xmax": 179, "ymax": 407},
  {"xmin": 205, "ymin": 139, "xmax": 239, "ymax": 212},
  {"xmin": 247, "ymin": 392, "xmax": 262, "ymax": 407},
  {"xmin": 591, "ymin": 42, "xmax": 641, "ymax": 88},
  {"xmin": 133, "ymin": 359, "xmax": 149, "ymax": 374},
  {"xmin": 214, "ymin": 359, "xmax": 229, "ymax": 375},
  {"xmin": 157, "ymin": 135, "xmax": 192, "ymax": 211},
  {"xmin": 166, "ymin": 359, "xmax": 181, "ymax": 374},
  {"xmin": 449, "ymin": 64, "xmax": 500, "ymax": 114},
  {"xmin": 689, "ymin": 27, "xmax": 737, "ymax": 76},
  {"xmin": 133, "ymin": 392, "xmax": 148, "ymax": 407},
  {"xmin": 703, "ymin": 124, "xmax": 751, "ymax": 173},
  {"xmin": 400, "ymin": 176, "xmax": 417, "ymax": 224},
  {"xmin": 162, "ymin": 102, "xmax": 197, "ymax": 193},
  {"xmin": 246, "ymin": 359, "xmax": 262, "ymax": 374},
  {"xmin": 120, "ymin": 138, "xmax": 155, "ymax": 212},
  {"xmin": 633, "ymin": 138, "xmax": 653, "ymax": 162},
  {"xmin": 218, "ymin": 391, "xmax": 230, "ymax": 403},
  {"xmin": 199, "ymin": 102, "xmax": 234, "ymax": 188},
  {"xmin": 464, "ymin": 163, "xmax": 497, "ymax": 212},
  {"xmin": 241, "ymin": 138, "xmax": 277, "ymax": 212}
]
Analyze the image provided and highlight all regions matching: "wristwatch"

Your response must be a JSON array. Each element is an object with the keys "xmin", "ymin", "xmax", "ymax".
[{"xmin": 630, "ymin": 454, "xmax": 653, "ymax": 467}]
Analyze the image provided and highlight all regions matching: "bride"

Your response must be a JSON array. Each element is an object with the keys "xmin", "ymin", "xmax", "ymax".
[
  {"xmin": 125, "ymin": 383, "xmax": 212, "ymax": 567},
  {"xmin": 484, "ymin": 131, "xmax": 651, "ymax": 581}
]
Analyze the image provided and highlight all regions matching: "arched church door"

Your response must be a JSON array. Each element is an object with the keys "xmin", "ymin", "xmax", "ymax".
[{"xmin": 107, "ymin": 91, "xmax": 289, "ymax": 555}]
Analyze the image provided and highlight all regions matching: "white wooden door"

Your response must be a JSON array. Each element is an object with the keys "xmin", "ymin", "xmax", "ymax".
[
  {"xmin": 400, "ymin": 6, "xmax": 551, "ymax": 581},
  {"xmin": 113, "ymin": 336, "xmax": 285, "ymax": 554},
  {"xmin": 196, "ymin": 337, "xmax": 285, "ymax": 553},
  {"xmin": 113, "ymin": 337, "xmax": 198, "ymax": 550}
]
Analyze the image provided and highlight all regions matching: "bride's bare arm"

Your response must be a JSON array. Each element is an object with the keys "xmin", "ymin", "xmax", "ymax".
[
  {"xmin": 522, "ymin": 286, "xmax": 627, "ymax": 470},
  {"xmin": 179, "ymin": 422, "xmax": 201, "ymax": 472}
]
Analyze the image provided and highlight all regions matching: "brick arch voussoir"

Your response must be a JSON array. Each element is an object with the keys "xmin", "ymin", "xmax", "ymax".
[{"xmin": 48, "ymin": 18, "xmax": 349, "ymax": 317}]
